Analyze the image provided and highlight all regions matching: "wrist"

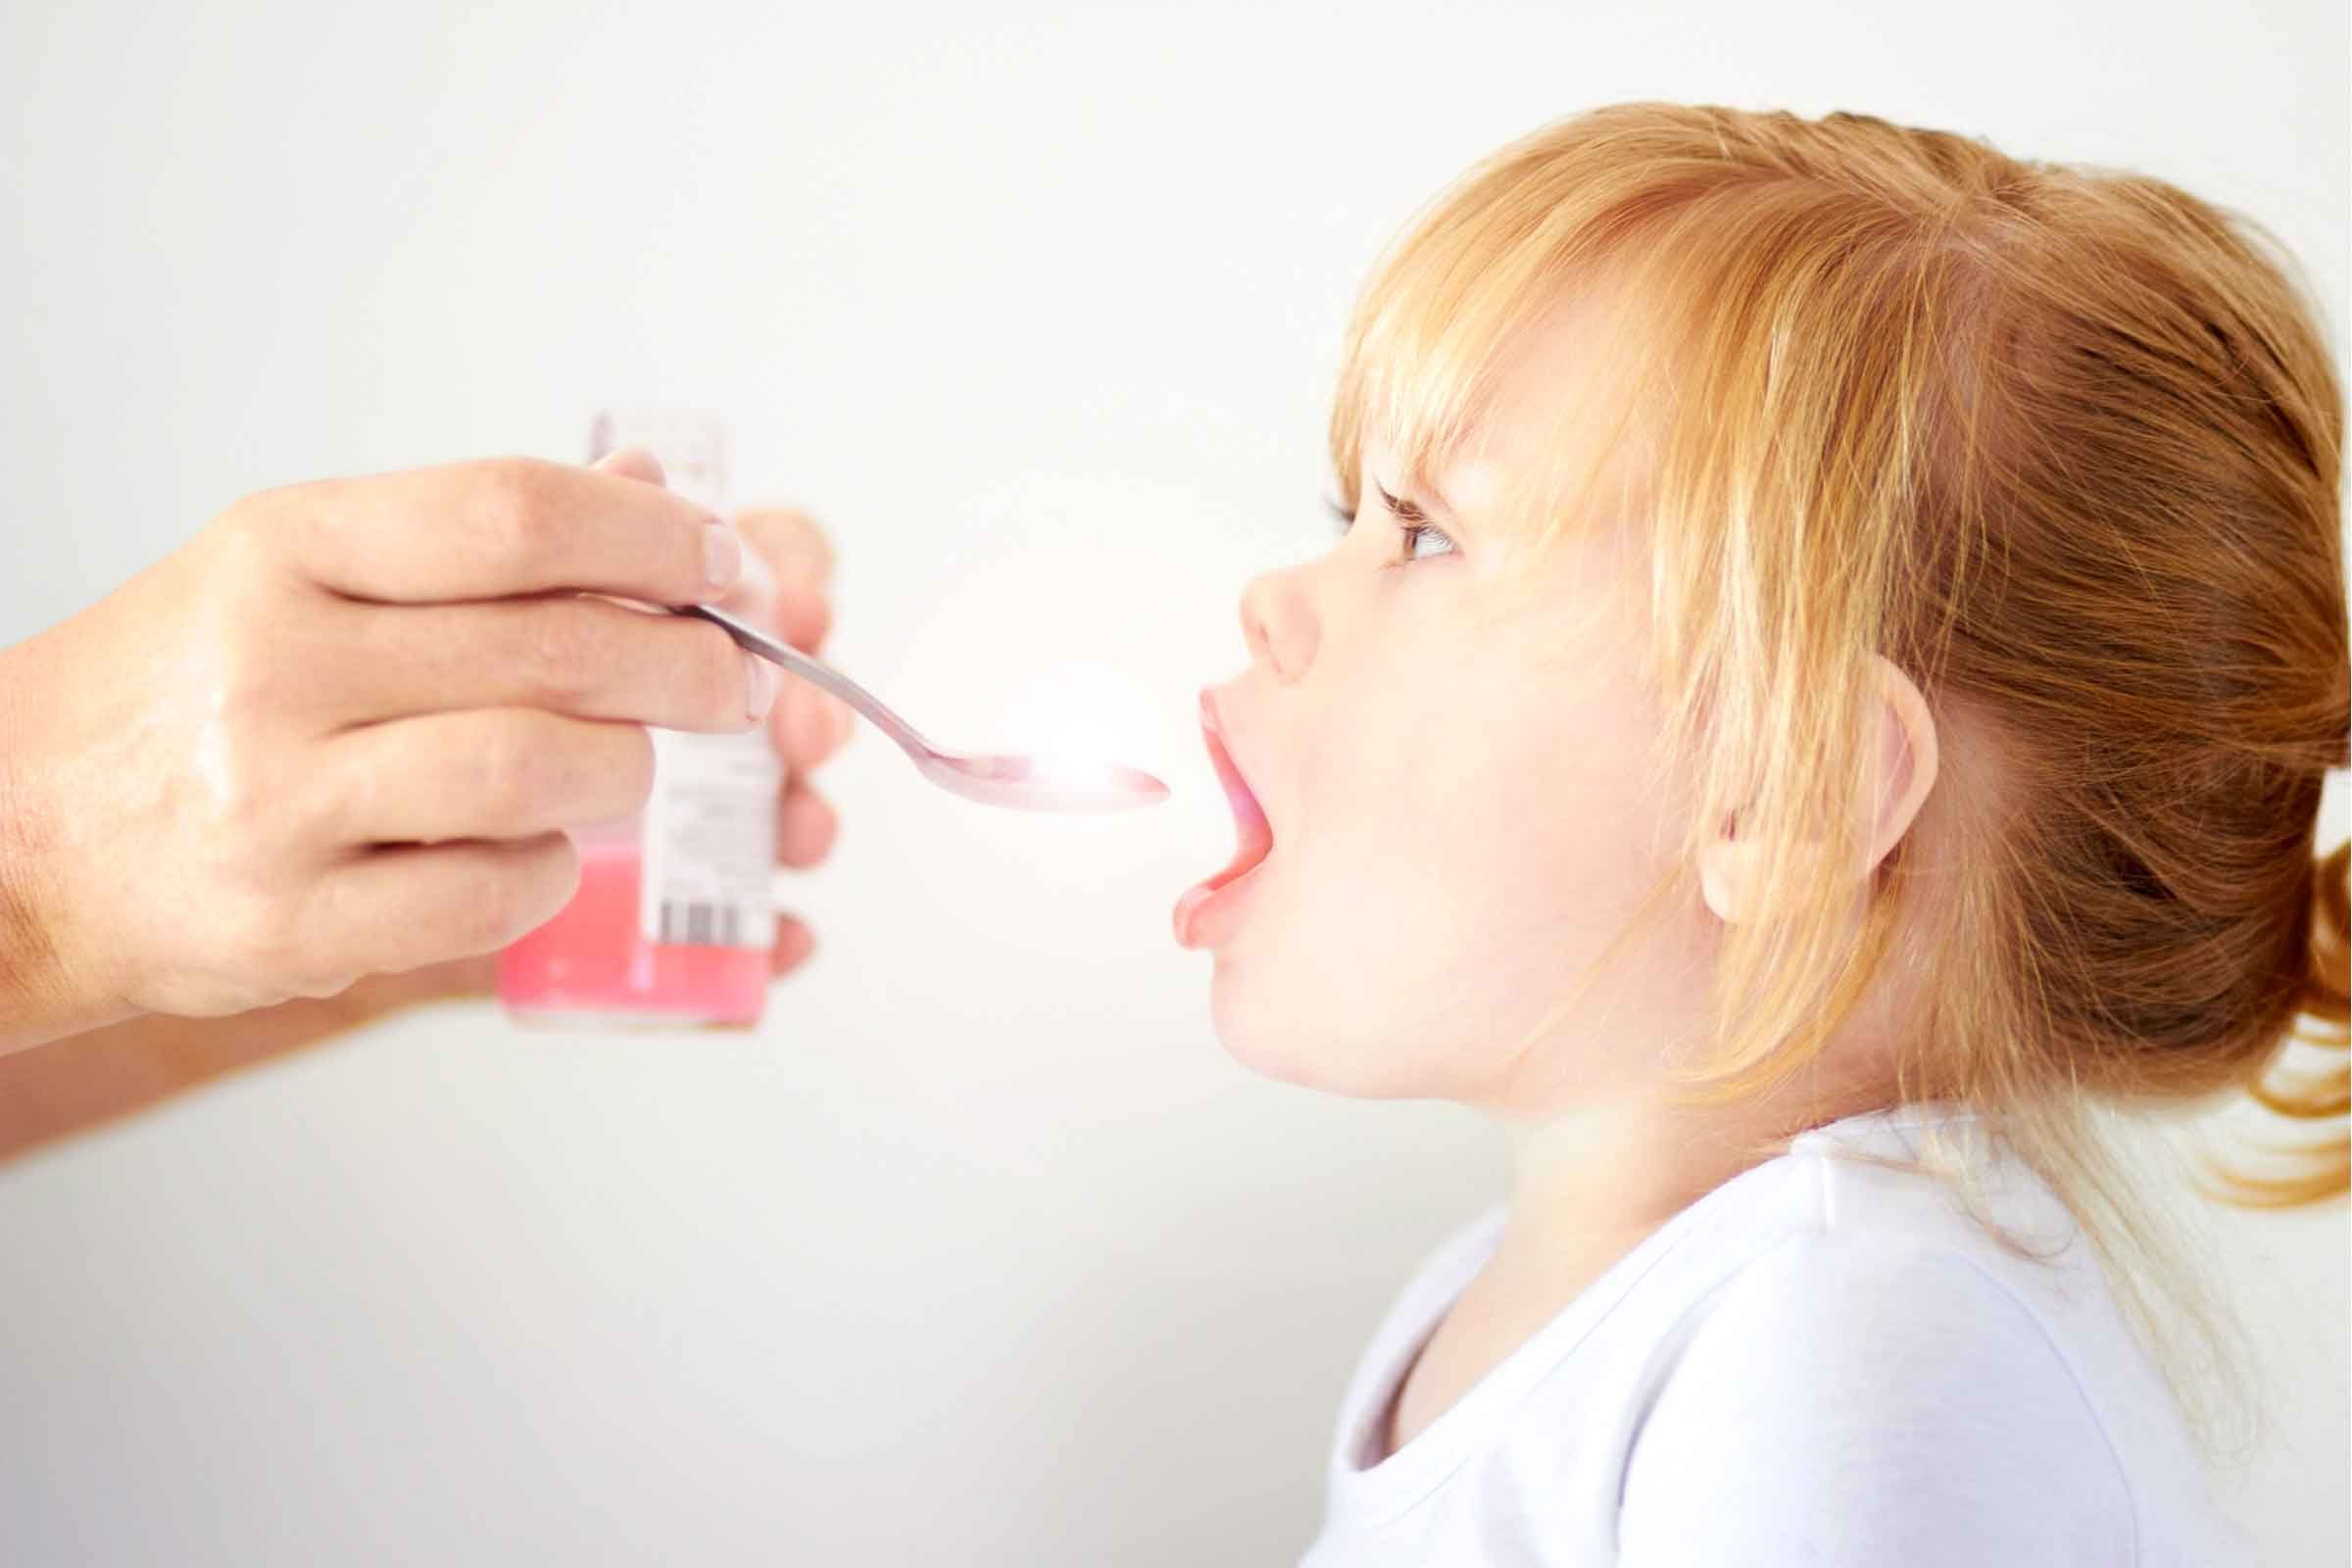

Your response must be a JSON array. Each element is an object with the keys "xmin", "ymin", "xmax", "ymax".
[{"xmin": 0, "ymin": 643, "xmax": 121, "ymax": 1053}]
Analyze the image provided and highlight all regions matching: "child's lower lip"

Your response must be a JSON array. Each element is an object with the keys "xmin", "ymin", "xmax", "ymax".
[
  {"xmin": 1180, "ymin": 702, "xmax": 1275, "ymax": 951},
  {"xmin": 1172, "ymin": 854, "xmax": 1271, "ymax": 951}
]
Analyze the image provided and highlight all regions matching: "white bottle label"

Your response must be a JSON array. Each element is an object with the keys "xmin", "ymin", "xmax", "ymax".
[
  {"xmin": 639, "ymin": 726, "xmax": 780, "ymax": 950},
  {"xmin": 592, "ymin": 408, "xmax": 780, "ymax": 953}
]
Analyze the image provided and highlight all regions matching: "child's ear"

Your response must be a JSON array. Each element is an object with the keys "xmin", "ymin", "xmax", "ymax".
[
  {"xmin": 1698, "ymin": 656, "xmax": 1938, "ymax": 925},
  {"xmin": 1859, "ymin": 652, "xmax": 1938, "ymax": 886},
  {"xmin": 1698, "ymin": 811, "xmax": 1750, "ymax": 924}
]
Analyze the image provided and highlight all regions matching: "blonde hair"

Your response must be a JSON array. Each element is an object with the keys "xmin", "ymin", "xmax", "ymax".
[{"xmin": 1330, "ymin": 102, "xmax": 2348, "ymax": 1439}]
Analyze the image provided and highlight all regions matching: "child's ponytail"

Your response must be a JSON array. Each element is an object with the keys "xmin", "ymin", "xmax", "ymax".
[
  {"xmin": 2305, "ymin": 839, "xmax": 2350, "ymax": 1035},
  {"xmin": 2224, "ymin": 835, "xmax": 2351, "ymax": 1205}
]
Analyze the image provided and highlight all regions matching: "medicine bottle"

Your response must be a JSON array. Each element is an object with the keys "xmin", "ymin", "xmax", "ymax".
[{"xmin": 497, "ymin": 411, "xmax": 780, "ymax": 1028}]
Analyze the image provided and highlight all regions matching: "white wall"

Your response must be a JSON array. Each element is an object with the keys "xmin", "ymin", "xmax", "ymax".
[{"xmin": 1, "ymin": 2, "xmax": 2343, "ymax": 1561}]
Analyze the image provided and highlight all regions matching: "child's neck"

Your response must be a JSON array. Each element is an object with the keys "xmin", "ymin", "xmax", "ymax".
[{"xmin": 1378, "ymin": 1089, "xmax": 1895, "ymax": 1461}]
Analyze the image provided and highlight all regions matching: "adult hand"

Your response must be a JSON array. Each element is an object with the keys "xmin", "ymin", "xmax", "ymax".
[{"xmin": 0, "ymin": 448, "xmax": 849, "ymax": 1059}]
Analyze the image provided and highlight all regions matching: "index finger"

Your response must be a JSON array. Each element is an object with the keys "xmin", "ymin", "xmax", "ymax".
[{"xmin": 265, "ymin": 455, "xmax": 745, "ymax": 607}]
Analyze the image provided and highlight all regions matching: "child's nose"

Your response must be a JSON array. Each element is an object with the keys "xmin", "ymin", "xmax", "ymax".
[{"xmin": 1239, "ymin": 564, "xmax": 1319, "ymax": 682}]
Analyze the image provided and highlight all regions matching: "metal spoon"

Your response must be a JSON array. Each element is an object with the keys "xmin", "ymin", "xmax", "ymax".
[{"xmin": 673, "ymin": 603, "xmax": 1170, "ymax": 812}]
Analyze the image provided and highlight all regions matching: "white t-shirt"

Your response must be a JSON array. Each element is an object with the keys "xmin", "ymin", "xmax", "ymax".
[{"xmin": 1300, "ymin": 1105, "xmax": 2252, "ymax": 1566}]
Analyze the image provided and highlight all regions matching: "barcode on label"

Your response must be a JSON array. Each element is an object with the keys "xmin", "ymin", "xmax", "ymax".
[{"xmin": 658, "ymin": 902, "xmax": 747, "ymax": 947}]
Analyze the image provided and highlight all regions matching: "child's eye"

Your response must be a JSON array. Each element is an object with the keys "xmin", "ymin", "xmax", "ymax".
[
  {"xmin": 1323, "ymin": 495, "xmax": 1458, "ymax": 567},
  {"xmin": 1401, "ymin": 522, "xmax": 1457, "ymax": 563}
]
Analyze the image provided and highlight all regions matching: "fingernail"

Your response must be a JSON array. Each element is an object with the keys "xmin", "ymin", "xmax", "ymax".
[
  {"xmin": 704, "ymin": 524, "xmax": 744, "ymax": 594},
  {"xmin": 596, "ymin": 446, "xmax": 665, "ymax": 484},
  {"xmin": 745, "ymin": 653, "xmax": 779, "ymax": 721}
]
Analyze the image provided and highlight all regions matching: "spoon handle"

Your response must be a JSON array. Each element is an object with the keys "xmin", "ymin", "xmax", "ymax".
[{"xmin": 671, "ymin": 603, "xmax": 932, "ymax": 757}]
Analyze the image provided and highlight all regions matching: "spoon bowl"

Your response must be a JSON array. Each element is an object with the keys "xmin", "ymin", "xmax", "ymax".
[
  {"xmin": 914, "ymin": 752, "xmax": 1171, "ymax": 812},
  {"xmin": 674, "ymin": 603, "xmax": 1170, "ymax": 813}
]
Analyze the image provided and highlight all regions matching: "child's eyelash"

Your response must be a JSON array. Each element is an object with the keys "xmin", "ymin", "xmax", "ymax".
[{"xmin": 1324, "ymin": 492, "xmax": 1457, "ymax": 564}]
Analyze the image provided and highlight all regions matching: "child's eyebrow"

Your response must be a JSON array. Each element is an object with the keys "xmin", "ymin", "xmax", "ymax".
[{"xmin": 1374, "ymin": 482, "xmax": 1435, "ymax": 524}]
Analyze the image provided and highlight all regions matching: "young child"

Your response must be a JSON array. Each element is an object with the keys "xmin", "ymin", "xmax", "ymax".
[{"xmin": 1171, "ymin": 102, "xmax": 2348, "ymax": 1565}]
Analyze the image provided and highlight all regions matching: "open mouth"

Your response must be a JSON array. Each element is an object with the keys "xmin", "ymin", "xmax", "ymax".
[{"xmin": 1200, "ymin": 693, "xmax": 1274, "ymax": 892}]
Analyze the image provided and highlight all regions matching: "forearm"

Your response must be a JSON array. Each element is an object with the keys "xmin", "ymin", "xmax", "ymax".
[
  {"xmin": 0, "ymin": 1008, "xmax": 308, "ymax": 1160},
  {"xmin": 0, "ymin": 959, "xmax": 488, "ymax": 1162}
]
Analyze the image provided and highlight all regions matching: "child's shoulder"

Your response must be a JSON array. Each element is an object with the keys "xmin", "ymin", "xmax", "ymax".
[
  {"xmin": 1687, "ymin": 1221, "xmax": 2088, "ymax": 1397},
  {"xmin": 1619, "ymin": 1214, "xmax": 2154, "ymax": 1563},
  {"xmin": 1617, "ymin": 1105, "xmax": 2249, "ymax": 1565},
  {"xmin": 1615, "ymin": 1118, "xmax": 2145, "ymax": 1561},
  {"xmin": 1768, "ymin": 1104, "xmax": 2099, "ymax": 1314},
  {"xmin": 1694, "ymin": 1105, "xmax": 2120, "ymax": 1399}
]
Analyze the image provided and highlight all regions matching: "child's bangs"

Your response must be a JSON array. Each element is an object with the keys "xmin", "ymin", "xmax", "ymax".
[
  {"xmin": 1332, "ymin": 174, "xmax": 1615, "ymax": 534},
  {"xmin": 1327, "ymin": 158, "xmax": 1692, "ymax": 572}
]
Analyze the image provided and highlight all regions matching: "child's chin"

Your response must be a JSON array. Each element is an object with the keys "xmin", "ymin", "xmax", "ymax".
[
  {"xmin": 1214, "ymin": 1029, "xmax": 1340, "ymax": 1093},
  {"xmin": 1209, "ymin": 993, "xmax": 1441, "ymax": 1101}
]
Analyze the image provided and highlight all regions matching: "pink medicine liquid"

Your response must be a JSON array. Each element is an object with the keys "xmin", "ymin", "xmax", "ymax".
[
  {"xmin": 498, "ymin": 832, "xmax": 769, "ymax": 1028},
  {"xmin": 497, "ymin": 409, "xmax": 779, "ymax": 1030}
]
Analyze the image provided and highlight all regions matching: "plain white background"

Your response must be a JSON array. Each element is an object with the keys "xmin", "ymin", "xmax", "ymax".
[{"xmin": 1, "ymin": 1, "xmax": 2344, "ymax": 1562}]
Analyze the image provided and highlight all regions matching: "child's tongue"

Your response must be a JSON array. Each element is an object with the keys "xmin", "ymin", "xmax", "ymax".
[{"xmin": 1172, "ymin": 723, "xmax": 1275, "ymax": 946}]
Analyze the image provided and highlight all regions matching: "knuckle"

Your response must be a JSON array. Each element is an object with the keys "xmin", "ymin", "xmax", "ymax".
[
  {"xmin": 211, "ymin": 489, "xmax": 280, "ymax": 564},
  {"xmin": 220, "ymin": 893, "xmax": 308, "ymax": 994},
  {"xmin": 525, "ymin": 600, "xmax": 609, "ymax": 703},
  {"xmin": 446, "ymin": 855, "xmax": 526, "ymax": 952},
  {"xmin": 441, "ymin": 836, "xmax": 576, "ymax": 954},
  {"xmin": 196, "ymin": 521, "xmax": 299, "ymax": 646},
  {"xmin": 243, "ymin": 877, "xmax": 358, "ymax": 1003},
  {"xmin": 292, "ymin": 960, "xmax": 361, "ymax": 1003},
  {"xmin": 474, "ymin": 716, "xmax": 555, "ymax": 824},
  {"xmin": 444, "ymin": 897, "xmax": 510, "ymax": 957},
  {"xmin": 217, "ymin": 475, "xmax": 322, "ymax": 551},
  {"xmin": 212, "ymin": 632, "xmax": 295, "ymax": 736},
  {"xmin": 481, "ymin": 456, "xmax": 564, "ymax": 561},
  {"xmin": 284, "ymin": 769, "xmax": 349, "ymax": 854},
  {"xmin": 209, "ymin": 740, "xmax": 286, "ymax": 844},
  {"xmin": 685, "ymin": 621, "xmax": 747, "ymax": 725},
  {"xmin": 209, "ymin": 672, "xmax": 268, "ymax": 749}
]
